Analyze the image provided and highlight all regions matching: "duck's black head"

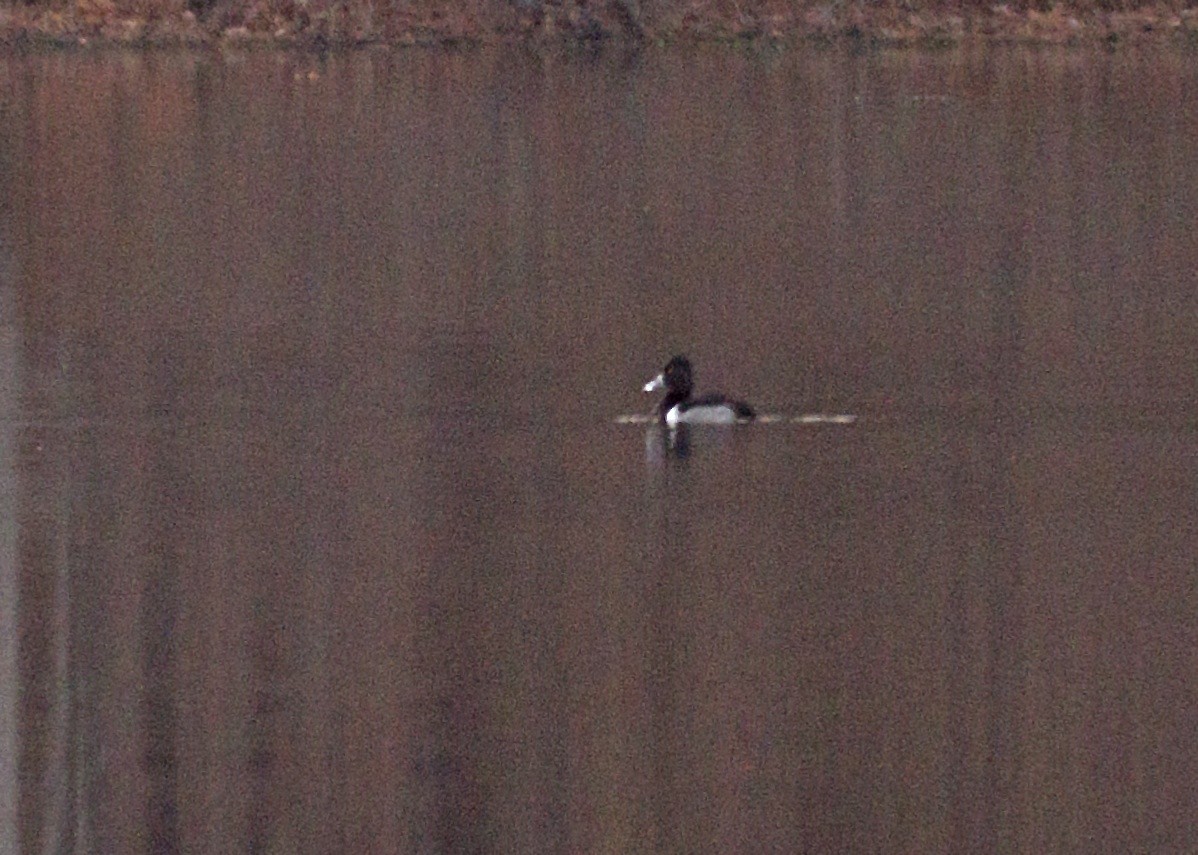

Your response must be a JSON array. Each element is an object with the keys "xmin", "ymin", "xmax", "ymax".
[{"xmin": 644, "ymin": 355, "xmax": 693, "ymax": 400}]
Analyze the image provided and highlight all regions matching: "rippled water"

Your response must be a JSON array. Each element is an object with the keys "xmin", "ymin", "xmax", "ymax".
[{"xmin": 2, "ymin": 46, "xmax": 1197, "ymax": 853}]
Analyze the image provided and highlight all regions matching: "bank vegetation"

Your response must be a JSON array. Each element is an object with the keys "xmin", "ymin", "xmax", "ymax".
[{"xmin": 2, "ymin": 0, "xmax": 1197, "ymax": 47}]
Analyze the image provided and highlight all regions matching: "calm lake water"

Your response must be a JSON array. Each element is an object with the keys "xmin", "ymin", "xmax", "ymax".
[{"xmin": 2, "ymin": 44, "xmax": 1197, "ymax": 853}]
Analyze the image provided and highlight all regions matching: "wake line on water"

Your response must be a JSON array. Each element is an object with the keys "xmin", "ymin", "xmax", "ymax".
[{"xmin": 614, "ymin": 413, "xmax": 857, "ymax": 425}]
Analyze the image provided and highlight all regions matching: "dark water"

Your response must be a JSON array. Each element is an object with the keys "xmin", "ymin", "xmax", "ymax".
[{"xmin": 2, "ymin": 45, "xmax": 1197, "ymax": 853}]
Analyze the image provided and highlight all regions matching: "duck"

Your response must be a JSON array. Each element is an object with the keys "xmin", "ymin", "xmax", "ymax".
[{"xmin": 642, "ymin": 355, "xmax": 755, "ymax": 426}]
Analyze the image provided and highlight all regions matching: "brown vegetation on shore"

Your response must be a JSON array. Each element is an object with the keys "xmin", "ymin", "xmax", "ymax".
[{"xmin": 1, "ymin": 0, "xmax": 1196, "ymax": 47}]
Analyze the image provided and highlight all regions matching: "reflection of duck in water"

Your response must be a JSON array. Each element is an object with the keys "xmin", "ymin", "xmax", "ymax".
[
  {"xmin": 643, "ymin": 355, "xmax": 755, "ymax": 427},
  {"xmin": 644, "ymin": 421, "xmax": 692, "ymax": 463}
]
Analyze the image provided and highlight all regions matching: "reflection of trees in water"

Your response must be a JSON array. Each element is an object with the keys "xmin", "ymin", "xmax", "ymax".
[
  {"xmin": 3, "ymin": 46, "xmax": 1197, "ymax": 854},
  {"xmin": 1, "ymin": 272, "xmax": 18, "ymax": 854}
]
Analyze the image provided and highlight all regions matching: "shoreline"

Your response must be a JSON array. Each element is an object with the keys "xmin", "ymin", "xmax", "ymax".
[{"xmin": 2, "ymin": 2, "xmax": 1197, "ymax": 49}]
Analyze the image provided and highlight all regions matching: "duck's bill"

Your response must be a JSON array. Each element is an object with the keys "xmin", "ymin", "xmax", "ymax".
[{"xmin": 643, "ymin": 373, "xmax": 664, "ymax": 393}]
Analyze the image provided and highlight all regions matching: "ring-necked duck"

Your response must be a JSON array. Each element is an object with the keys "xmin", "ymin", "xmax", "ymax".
[{"xmin": 643, "ymin": 355, "xmax": 755, "ymax": 426}]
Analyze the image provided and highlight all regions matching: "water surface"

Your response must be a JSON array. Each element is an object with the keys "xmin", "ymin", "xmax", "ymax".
[{"xmin": 2, "ymin": 46, "xmax": 1197, "ymax": 853}]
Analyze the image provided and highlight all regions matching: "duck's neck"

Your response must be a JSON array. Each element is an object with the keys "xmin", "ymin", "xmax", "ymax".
[{"xmin": 659, "ymin": 390, "xmax": 688, "ymax": 417}]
